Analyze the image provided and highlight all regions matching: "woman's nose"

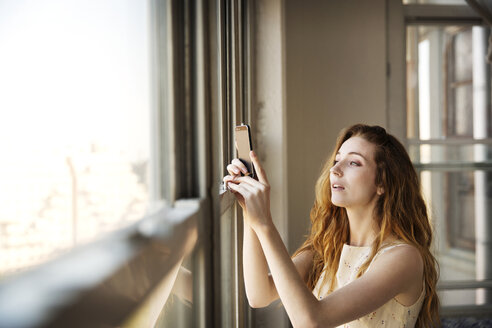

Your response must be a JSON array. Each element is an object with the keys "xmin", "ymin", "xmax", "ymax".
[{"xmin": 330, "ymin": 163, "xmax": 343, "ymax": 176}]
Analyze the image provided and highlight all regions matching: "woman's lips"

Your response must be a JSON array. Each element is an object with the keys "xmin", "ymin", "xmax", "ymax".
[{"xmin": 332, "ymin": 184, "xmax": 345, "ymax": 191}]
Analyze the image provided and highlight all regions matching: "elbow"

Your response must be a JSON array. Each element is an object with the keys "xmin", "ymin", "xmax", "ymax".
[
  {"xmin": 246, "ymin": 295, "xmax": 271, "ymax": 309},
  {"xmin": 248, "ymin": 301, "xmax": 266, "ymax": 309},
  {"xmin": 294, "ymin": 321, "xmax": 326, "ymax": 328},
  {"xmin": 244, "ymin": 286, "xmax": 275, "ymax": 308},
  {"xmin": 292, "ymin": 318, "xmax": 320, "ymax": 328},
  {"xmin": 292, "ymin": 308, "xmax": 330, "ymax": 328}
]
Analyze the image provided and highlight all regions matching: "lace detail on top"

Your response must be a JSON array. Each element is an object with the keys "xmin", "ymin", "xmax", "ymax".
[{"xmin": 312, "ymin": 242, "xmax": 425, "ymax": 328}]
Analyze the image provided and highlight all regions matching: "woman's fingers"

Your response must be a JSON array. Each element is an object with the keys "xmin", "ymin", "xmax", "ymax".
[
  {"xmin": 250, "ymin": 151, "xmax": 269, "ymax": 184},
  {"xmin": 225, "ymin": 180, "xmax": 246, "ymax": 203},
  {"xmin": 232, "ymin": 158, "xmax": 249, "ymax": 174},
  {"xmin": 226, "ymin": 164, "xmax": 241, "ymax": 176},
  {"xmin": 227, "ymin": 181, "xmax": 246, "ymax": 195},
  {"xmin": 226, "ymin": 159, "xmax": 249, "ymax": 176},
  {"xmin": 228, "ymin": 181, "xmax": 258, "ymax": 204},
  {"xmin": 223, "ymin": 175, "xmax": 235, "ymax": 191},
  {"xmin": 225, "ymin": 152, "xmax": 269, "ymax": 200},
  {"xmin": 226, "ymin": 175, "xmax": 259, "ymax": 193},
  {"xmin": 225, "ymin": 175, "xmax": 260, "ymax": 188},
  {"xmin": 223, "ymin": 175, "xmax": 255, "ymax": 192},
  {"xmin": 223, "ymin": 174, "xmax": 243, "ymax": 183}
]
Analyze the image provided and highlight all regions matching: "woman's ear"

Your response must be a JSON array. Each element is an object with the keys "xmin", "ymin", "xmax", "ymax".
[{"xmin": 377, "ymin": 186, "xmax": 384, "ymax": 196}]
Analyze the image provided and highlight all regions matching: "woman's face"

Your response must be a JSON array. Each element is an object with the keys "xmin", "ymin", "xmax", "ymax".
[{"xmin": 329, "ymin": 136, "xmax": 381, "ymax": 209}]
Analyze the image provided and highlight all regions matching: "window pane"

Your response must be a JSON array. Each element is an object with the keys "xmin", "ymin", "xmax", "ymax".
[
  {"xmin": 0, "ymin": 0, "xmax": 152, "ymax": 275},
  {"xmin": 406, "ymin": 25, "xmax": 492, "ymax": 140},
  {"xmin": 420, "ymin": 169, "xmax": 492, "ymax": 305}
]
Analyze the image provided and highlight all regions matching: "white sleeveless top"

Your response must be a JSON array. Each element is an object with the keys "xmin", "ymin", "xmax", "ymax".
[{"xmin": 312, "ymin": 243, "xmax": 425, "ymax": 328}]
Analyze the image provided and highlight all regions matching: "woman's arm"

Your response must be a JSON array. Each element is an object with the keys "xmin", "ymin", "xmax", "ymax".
[
  {"xmin": 224, "ymin": 155, "xmax": 313, "ymax": 308},
  {"xmin": 243, "ymin": 218, "xmax": 313, "ymax": 308},
  {"xmin": 243, "ymin": 220, "xmax": 274, "ymax": 307}
]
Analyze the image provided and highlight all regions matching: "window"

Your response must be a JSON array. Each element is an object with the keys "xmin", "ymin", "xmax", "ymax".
[
  {"xmin": 0, "ymin": 0, "xmax": 152, "ymax": 276},
  {"xmin": 406, "ymin": 22, "xmax": 492, "ymax": 308}
]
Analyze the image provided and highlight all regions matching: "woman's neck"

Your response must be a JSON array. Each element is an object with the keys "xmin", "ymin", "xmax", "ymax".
[{"xmin": 345, "ymin": 207, "xmax": 379, "ymax": 247}]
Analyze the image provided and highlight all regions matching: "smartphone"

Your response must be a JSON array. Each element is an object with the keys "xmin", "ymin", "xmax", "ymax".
[{"xmin": 234, "ymin": 124, "xmax": 256, "ymax": 179}]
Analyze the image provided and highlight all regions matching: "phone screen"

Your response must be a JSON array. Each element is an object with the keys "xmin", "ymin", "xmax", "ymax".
[{"xmin": 234, "ymin": 124, "xmax": 255, "ymax": 179}]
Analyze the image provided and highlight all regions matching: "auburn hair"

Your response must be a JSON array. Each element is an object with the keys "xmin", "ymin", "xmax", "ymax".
[{"xmin": 293, "ymin": 124, "xmax": 440, "ymax": 327}]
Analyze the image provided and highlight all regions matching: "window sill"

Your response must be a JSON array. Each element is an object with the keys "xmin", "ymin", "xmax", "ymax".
[{"xmin": 0, "ymin": 200, "xmax": 200, "ymax": 328}]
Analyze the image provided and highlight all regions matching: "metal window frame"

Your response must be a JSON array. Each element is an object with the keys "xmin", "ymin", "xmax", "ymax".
[{"xmin": 218, "ymin": 1, "xmax": 255, "ymax": 327}]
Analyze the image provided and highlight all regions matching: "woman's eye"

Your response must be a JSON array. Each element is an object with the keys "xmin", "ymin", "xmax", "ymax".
[
  {"xmin": 333, "ymin": 160, "xmax": 339, "ymax": 165},
  {"xmin": 350, "ymin": 161, "xmax": 360, "ymax": 166}
]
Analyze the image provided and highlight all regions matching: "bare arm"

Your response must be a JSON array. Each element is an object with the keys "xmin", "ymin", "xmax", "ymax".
[
  {"xmin": 225, "ymin": 157, "xmax": 313, "ymax": 308},
  {"xmin": 243, "ymin": 216, "xmax": 313, "ymax": 308}
]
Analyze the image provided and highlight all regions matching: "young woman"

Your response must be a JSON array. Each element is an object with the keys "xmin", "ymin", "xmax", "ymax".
[{"xmin": 223, "ymin": 124, "xmax": 440, "ymax": 328}]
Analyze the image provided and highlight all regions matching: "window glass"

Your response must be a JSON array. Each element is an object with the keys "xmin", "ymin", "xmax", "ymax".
[
  {"xmin": 0, "ymin": 0, "xmax": 152, "ymax": 276},
  {"xmin": 445, "ymin": 171, "xmax": 475, "ymax": 250},
  {"xmin": 407, "ymin": 24, "xmax": 492, "ymax": 306},
  {"xmin": 407, "ymin": 26, "xmax": 491, "ymax": 141}
]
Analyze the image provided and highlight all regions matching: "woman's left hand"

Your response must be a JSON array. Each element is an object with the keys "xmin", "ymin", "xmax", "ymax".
[{"xmin": 223, "ymin": 151, "xmax": 272, "ymax": 230}]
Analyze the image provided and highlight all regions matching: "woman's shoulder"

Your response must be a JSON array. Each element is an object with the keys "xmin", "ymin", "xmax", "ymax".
[
  {"xmin": 372, "ymin": 241, "xmax": 423, "ymax": 271},
  {"xmin": 371, "ymin": 241, "xmax": 425, "ymax": 307},
  {"xmin": 380, "ymin": 239, "xmax": 419, "ymax": 251},
  {"xmin": 363, "ymin": 242, "xmax": 424, "ymax": 298}
]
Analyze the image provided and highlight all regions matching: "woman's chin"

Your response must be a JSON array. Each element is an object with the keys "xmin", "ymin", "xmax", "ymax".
[{"xmin": 330, "ymin": 197, "xmax": 346, "ymax": 207}]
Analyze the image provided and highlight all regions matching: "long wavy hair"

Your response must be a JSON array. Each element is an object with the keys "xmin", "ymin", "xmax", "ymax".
[{"xmin": 293, "ymin": 124, "xmax": 440, "ymax": 327}]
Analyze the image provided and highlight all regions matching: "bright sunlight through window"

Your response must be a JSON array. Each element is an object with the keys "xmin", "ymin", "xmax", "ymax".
[{"xmin": 0, "ymin": 0, "xmax": 152, "ymax": 275}]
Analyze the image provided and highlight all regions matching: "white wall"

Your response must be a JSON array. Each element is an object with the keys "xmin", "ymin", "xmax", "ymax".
[
  {"xmin": 253, "ymin": 0, "xmax": 289, "ymax": 326},
  {"xmin": 284, "ymin": 0, "xmax": 388, "ymax": 252}
]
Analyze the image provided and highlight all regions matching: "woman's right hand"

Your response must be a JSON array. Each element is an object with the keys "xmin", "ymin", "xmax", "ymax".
[{"xmin": 223, "ymin": 158, "xmax": 250, "ymax": 211}]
